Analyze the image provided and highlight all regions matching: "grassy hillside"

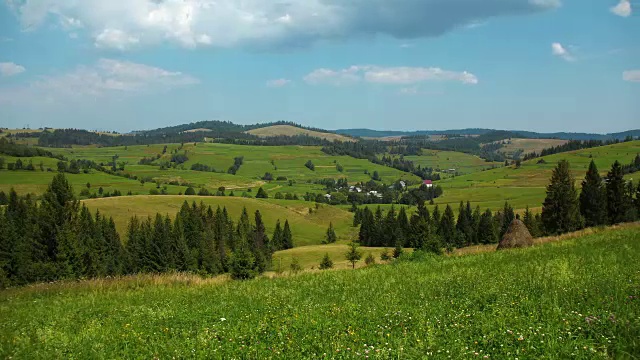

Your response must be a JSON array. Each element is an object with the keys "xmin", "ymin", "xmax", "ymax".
[
  {"xmin": 404, "ymin": 150, "xmax": 503, "ymax": 176},
  {"xmin": 496, "ymin": 138, "xmax": 568, "ymax": 157},
  {"xmin": 1, "ymin": 225, "xmax": 638, "ymax": 358},
  {"xmin": 83, "ymin": 195, "xmax": 357, "ymax": 247},
  {"xmin": 432, "ymin": 140, "xmax": 640, "ymax": 211},
  {"xmin": 246, "ymin": 125, "xmax": 354, "ymax": 142}
]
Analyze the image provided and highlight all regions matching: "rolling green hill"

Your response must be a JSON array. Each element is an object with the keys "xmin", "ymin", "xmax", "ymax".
[
  {"xmin": 2, "ymin": 224, "xmax": 638, "ymax": 358},
  {"xmin": 246, "ymin": 125, "xmax": 354, "ymax": 142}
]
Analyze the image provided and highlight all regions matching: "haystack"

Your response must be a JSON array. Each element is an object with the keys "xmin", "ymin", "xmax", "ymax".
[{"xmin": 497, "ymin": 219, "xmax": 533, "ymax": 250}]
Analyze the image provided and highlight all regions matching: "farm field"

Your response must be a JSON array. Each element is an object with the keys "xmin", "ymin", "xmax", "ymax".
[
  {"xmin": 495, "ymin": 138, "xmax": 569, "ymax": 157},
  {"xmin": 404, "ymin": 150, "xmax": 503, "ymax": 176},
  {"xmin": 83, "ymin": 195, "xmax": 357, "ymax": 247},
  {"xmin": 246, "ymin": 125, "xmax": 354, "ymax": 142},
  {"xmin": 432, "ymin": 140, "xmax": 640, "ymax": 211},
  {"xmin": 1, "ymin": 225, "xmax": 638, "ymax": 359}
]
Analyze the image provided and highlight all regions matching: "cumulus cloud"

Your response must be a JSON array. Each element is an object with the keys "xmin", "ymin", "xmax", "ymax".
[
  {"xmin": 623, "ymin": 70, "xmax": 640, "ymax": 82},
  {"xmin": 0, "ymin": 62, "xmax": 26, "ymax": 76},
  {"xmin": 551, "ymin": 42, "xmax": 575, "ymax": 62},
  {"xmin": 610, "ymin": 0, "xmax": 632, "ymax": 17},
  {"xmin": 304, "ymin": 65, "xmax": 478, "ymax": 86},
  {"xmin": 0, "ymin": 59, "xmax": 197, "ymax": 103},
  {"xmin": 7, "ymin": 0, "xmax": 560, "ymax": 50},
  {"xmin": 266, "ymin": 78, "xmax": 292, "ymax": 88}
]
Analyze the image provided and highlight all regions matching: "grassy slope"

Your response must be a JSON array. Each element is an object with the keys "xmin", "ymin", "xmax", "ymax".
[
  {"xmin": 246, "ymin": 125, "xmax": 354, "ymax": 142},
  {"xmin": 496, "ymin": 138, "xmax": 568, "ymax": 157},
  {"xmin": 433, "ymin": 140, "xmax": 640, "ymax": 211},
  {"xmin": 1, "ymin": 226, "xmax": 638, "ymax": 358},
  {"xmin": 404, "ymin": 150, "xmax": 503, "ymax": 176},
  {"xmin": 82, "ymin": 195, "xmax": 357, "ymax": 247}
]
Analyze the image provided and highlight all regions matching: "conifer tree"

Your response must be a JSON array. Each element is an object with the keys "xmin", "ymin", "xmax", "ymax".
[
  {"xmin": 499, "ymin": 202, "xmax": 515, "ymax": 239},
  {"xmin": 440, "ymin": 205, "xmax": 457, "ymax": 252},
  {"xmin": 255, "ymin": 187, "xmax": 268, "ymax": 199},
  {"xmin": 345, "ymin": 242, "xmax": 362, "ymax": 269},
  {"xmin": 606, "ymin": 161, "xmax": 629, "ymax": 224},
  {"xmin": 282, "ymin": 220, "xmax": 293, "ymax": 249},
  {"xmin": 579, "ymin": 160, "xmax": 608, "ymax": 227},
  {"xmin": 319, "ymin": 253, "xmax": 333, "ymax": 269},
  {"xmin": 324, "ymin": 222, "xmax": 337, "ymax": 244},
  {"xmin": 432, "ymin": 205, "xmax": 441, "ymax": 233},
  {"xmin": 229, "ymin": 239, "xmax": 256, "ymax": 280},
  {"xmin": 252, "ymin": 210, "xmax": 271, "ymax": 272},
  {"xmin": 541, "ymin": 160, "xmax": 583, "ymax": 235},
  {"xmin": 272, "ymin": 220, "xmax": 283, "ymax": 250},
  {"xmin": 477, "ymin": 209, "xmax": 497, "ymax": 244}
]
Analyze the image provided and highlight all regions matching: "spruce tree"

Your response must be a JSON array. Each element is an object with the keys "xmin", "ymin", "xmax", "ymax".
[
  {"xmin": 282, "ymin": 220, "xmax": 293, "ymax": 249},
  {"xmin": 324, "ymin": 222, "xmax": 337, "ymax": 244},
  {"xmin": 255, "ymin": 187, "xmax": 268, "ymax": 199},
  {"xmin": 606, "ymin": 161, "xmax": 629, "ymax": 224},
  {"xmin": 272, "ymin": 220, "xmax": 283, "ymax": 251},
  {"xmin": 252, "ymin": 210, "xmax": 271, "ymax": 272},
  {"xmin": 477, "ymin": 209, "xmax": 497, "ymax": 244},
  {"xmin": 319, "ymin": 253, "xmax": 333, "ymax": 269},
  {"xmin": 541, "ymin": 160, "xmax": 583, "ymax": 235},
  {"xmin": 579, "ymin": 160, "xmax": 608, "ymax": 227},
  {"xmin": 229, "ymin": 240, "xmax": 256, "ymax": 280},
  {"xmin": 439, "ymin": 205, "xmax": 457, "ymax": 252},
  {"xmin": 499, "ymin": 202, "xmax": 515, "ymax": 239},
  {"xmin": 345, "ymin": 242, "xmax": 362, "ymax": 269}
]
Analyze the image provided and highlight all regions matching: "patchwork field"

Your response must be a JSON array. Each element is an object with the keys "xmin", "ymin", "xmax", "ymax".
[
  {"xmin": 1, "ymin": 225, "xmax": 638, "ymax": 358},
  {"xmin": 496, "ymin": 138, "xmax": 569, "ymax": 157},
  {"xmin": 246, "ymin": 125, "xmax": 354, "ymax": 142},
  {"xmin": 432, "ymin": 140, "xmax": 640, "ymax": 211},
  {"xmin": 404, "ymin": 150, "xmax": 503, "ymax": 176}
]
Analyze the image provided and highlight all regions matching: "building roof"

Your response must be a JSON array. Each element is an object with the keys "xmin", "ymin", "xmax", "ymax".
[{"xmin": 423, "ymin": 180, "xmax": 433, "ymax": 185}]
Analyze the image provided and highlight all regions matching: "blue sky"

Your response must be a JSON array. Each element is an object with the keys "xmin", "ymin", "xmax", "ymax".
[{"xmin": 0, "ymin": 0, "xmax": 638, "ymax": 133}]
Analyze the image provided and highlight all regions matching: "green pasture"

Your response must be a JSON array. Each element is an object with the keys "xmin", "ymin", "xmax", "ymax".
[
  {"xmin": 82, "ymin": 195, "xmax": 357, "ymax": 247},
  {"xmin": 1, "ymin": 225, "xmax": 638, "ymax": 358}
]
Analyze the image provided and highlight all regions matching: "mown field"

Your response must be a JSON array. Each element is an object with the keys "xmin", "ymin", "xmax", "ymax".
[
  {"xmin": 495, "ymin": 138, "xmax": 569, "ymax": 158},
  {"xmin": 83, "ymin": 196, "xmax": 357, "ymax": 247},
  {"xmin": 1, "ymin": 225, "xmax": 638, "ymax": 359}
]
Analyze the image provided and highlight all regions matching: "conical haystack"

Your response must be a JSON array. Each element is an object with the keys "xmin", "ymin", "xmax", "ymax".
[{"xmin": 497, "ymin": 219, "xmax": 534, "ymax": 250}]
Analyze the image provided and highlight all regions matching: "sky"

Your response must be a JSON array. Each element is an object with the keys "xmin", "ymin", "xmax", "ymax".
[{"xmin": 0, "ymin": 0, "xmax": 638, "ymax": 134}]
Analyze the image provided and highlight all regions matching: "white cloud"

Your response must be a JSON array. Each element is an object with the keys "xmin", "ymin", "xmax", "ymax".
[
  {"xmin": 0, "ymin": 59, "xmax": 197, "ymax": 103},
  {"xmin": 95, "ymin": 29, "xmax": 140, "ymax": 50},
  {"xmin": 266, "ymin": 78, "xmax": 291, "ymax": 88},
  {"xmin": 623, "ymin": 70, "xmax": 640, "ymax": 82},
  {"xmin": 0, "ymin": 62, "xmax": 26, "ymax": 76},
  {"xmin": 610, "ymin": 0, "xmax": 632, "ymax": 17},
  {"xmin": 7, "ymin": 0, "xmax": 560, "ymax": 50},
  {"xmin": 305, "ymin": 65, "xmax": 478, "ymax": 86},
  {"xmin": 551, "ymin": 42, "xmax": 575, "ymax": 62}
]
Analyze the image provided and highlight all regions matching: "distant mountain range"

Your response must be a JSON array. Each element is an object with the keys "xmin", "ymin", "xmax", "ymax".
[{"xmin": 335, "ymin": 128, "xmax": 640, "ymax": 141}]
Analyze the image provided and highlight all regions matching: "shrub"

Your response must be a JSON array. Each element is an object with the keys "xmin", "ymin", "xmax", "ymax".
[
  {"xmin": 185, "ymin": 187, "xmax": 196, "ymax": 195},
  {"xmin": 365, "ymin": 253, "xmax": 376, "ymax": 266},
  {"xmin": 319, "ymin": 253, "xmax": 333, "ymax": 270}
]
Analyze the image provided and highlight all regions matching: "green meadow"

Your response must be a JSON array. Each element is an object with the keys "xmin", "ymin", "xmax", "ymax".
[
  {"xmin": 83, "ymin": 195, "xmax": 357, "ymax": 247},
  {"xmin": 1, "ymin": 225, "xmax": 638, "ymax": 359}
]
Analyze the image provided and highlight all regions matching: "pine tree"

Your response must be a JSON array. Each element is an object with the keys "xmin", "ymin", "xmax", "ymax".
[
  {"xmin": 324, "ymin": 222, "xmax": 337, "ymax": 244},
  {"xmin": 345, "ymin": 242, "xmax": 362, "ymax": 269},
  {"xmin": 252, "ymin": 210, "xmax": 271, "ymax": 272},
  {"xmin": 229, "ymin": 240, "xmax": 256, "ymax": 280},
  {"xmin": 541, "ymin": 160, "xmax": 583, "ymax": 235},
  {"xmin": 432, "ymin": 205, "xmax": 441, "ymax": 233},
  {"xmin": 477, "ymin": 209, "xmax": 497, "ymax": 244},
  {"xmin": 255, "ymin": 187, "xmax": 268, "ymax": 199},
  {"xmin": 282, "ymin": 220, "xmax": 293, "ymax": 249},
  {"xmin": 606, "ymin": 161, "xmax": 629, "ymax": 224},
  {"xmin": 319, "ymin": 253, "xmax": 333, "ymax": 270},
  {"xmin": 396, "ymin": 207, "xmax": 409, "ymax": 246},
  {"xmin": 579, "ymin": 160, "xmax": 608, "ymax": 227},
  {"xmin": 39, "ymin": 173, "xmax": 78, "ymax": 264},
  {"xmin": 500, "ymin": 202, "xmax": 515, "ymax": 239},
  {"xmin": 439, "ymin": 205, "xmax": 456, "ymax": 252},
  {"xmin": 272, "ymin": 220, "xmax": 283, "ymax": 250}
]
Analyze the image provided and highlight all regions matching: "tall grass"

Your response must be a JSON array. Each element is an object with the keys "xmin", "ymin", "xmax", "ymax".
[{"xmin": 1, "ymin": 226, "xmax": 639, "ymax": 358}]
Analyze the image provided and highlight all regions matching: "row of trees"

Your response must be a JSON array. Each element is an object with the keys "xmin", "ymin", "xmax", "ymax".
[
  {"xmin": 543, "ymin": 159, "xmax": 640, "ymax": 234},
  {"xmin": 353, "ymin": 158, "xmax": 640, "ymax": 255},
  {"xmin": 355, "ymin": 201, "xmax": 519, "ymax": 252},
  {"xmin": 0, "ymin": 174, "xmax": 295, "ymax": 287}
]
